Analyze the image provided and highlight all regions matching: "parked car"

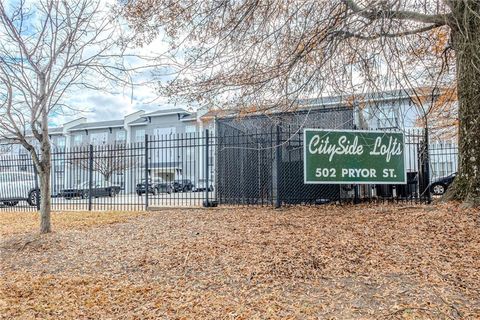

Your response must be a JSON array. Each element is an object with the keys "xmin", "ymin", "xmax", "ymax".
[
  {"xmin": 155, "ymin": 181, "xmax": 173, "ymax": 194},
  {"xmin": 429, "ymin": 172, "xmax": 456, "ymax": 195},
  {"xmin": 136, "ymin": 179, "xmax": 172, "ymax": 195},
  {"xmin": 192, "ymin": 181, "xmax": 214, "ymax": 192},
  {"xmin": 0, "ymin": 172, "xmax": 39, "ymax": 207},
  {"xmin": 172, "ymin": 179, "xmax": 194, "ymax": 192},
  {"xmin": 60, "ymin": 181, "xmax": 121, "ymax": 199}
]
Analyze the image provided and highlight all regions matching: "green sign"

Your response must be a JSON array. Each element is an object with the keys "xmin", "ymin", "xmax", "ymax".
[{"xmin": 304, "ymin": 129, "xmax": 406, "ymax": 184}]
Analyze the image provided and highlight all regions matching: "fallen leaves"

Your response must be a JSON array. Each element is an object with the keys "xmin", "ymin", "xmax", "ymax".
[
  {"xmin": 0, "ymin": 203, "xmax": 479, "ymax": 319},
  {"xmin": 0, "ymin": 211, "xmax": 146, "ymax": 237}
]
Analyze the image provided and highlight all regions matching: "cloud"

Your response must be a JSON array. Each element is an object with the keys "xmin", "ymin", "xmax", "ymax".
[
  {"xmin": 49, "ymin": 33, "xmax": 179, "ymax": 124},
  {"xmin": 50, "ymin": 83, "xmax": 179, "ymax": 126},
  {"xmin": 2, "ymin": 0, "xmax": 182, "ymax": 128}
]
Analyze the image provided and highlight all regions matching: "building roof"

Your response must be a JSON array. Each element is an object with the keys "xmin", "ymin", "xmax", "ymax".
[
  {"xmin": 200, "ymin": 100, "xmax": 338, "ymax": 121},
  {"xmin": 49, "ymin": 127, "xmax": 64, "ymax": 134},
  {"xmin": 128, "ymin": 117, "xmax": 149, "ymax": 125},
  {"xmin": 144, "ymin": 108, "xmax": 190, "ymax": 117},
  {"xmin": 202, "ymin": 87, "xmax": 445, "ymax": 120},
  {"xmin": 128, "ymin": 108, "xmax": 193, "ymax": 126},
  {"xmin": 180, "ymin": 112, "xmax": 197, "ymax": 121},
  {"xmin": 6, "ymin": 126, "xmax": 64, "ymax": 138},
  {"xmin": 297, "ymin": 89, "xmax": 414, "ymax": 108},
  {"xmin": 69, "ymin": 120, "xmax": 125, "ymax": 131}
]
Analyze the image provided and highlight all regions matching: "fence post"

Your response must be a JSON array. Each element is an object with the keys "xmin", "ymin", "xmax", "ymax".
[
  {"xmin": 275, "ymin": 125, "xmax": 282, "ymax": 208},
  {"xmin": 353, "ymin": 185, "xmax": 360, "ymax": 204},
  {"xmin": 424, "ymin": 127, "xmax": 432, "ymax": 204},
  {"xmin": 145, "ymin": 134, "xmax": 149, "ymax": 210},
  {"xmin": 88, "ymin": 144, "xmax": 93, "ymax": 211},
  {"xmin": 204, "ymin": 129, "xmax": 209, "ymax": 207},
  {"xmin": 352, "ymin": 124, "xmax": 359, "ymax": 204},
  {"xmin": 33, "ymin": 163, "xmax": 40, "ymax": 211}
]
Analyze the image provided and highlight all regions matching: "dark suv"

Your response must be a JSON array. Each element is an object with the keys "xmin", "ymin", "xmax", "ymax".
[
  {"xmin": 136, "ymin": 179, "xmax": 172, "ymax": 195},
  {"xmin": 172, "ymin": 179, "xmax": 194, "ymax": 192}
]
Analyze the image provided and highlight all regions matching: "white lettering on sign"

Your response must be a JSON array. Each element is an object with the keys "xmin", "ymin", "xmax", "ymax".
[
  {"xmin": 341, "ymin": 168, "xmax": 377, "ymax": 178},
  {"xmin": 369, "ymin": 136, "xmax": 402, "ymax": 162},
  {"xmin": 308, "ymin": 135, "xmax": 364, "ymax": 161},
  {"xmin": 308, "ymin": 134, "xmax": 402, "ymax": 162}
]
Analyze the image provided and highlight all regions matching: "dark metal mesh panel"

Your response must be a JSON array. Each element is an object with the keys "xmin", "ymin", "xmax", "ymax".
[
  {"xmin": 217, "ymin": 107, "xmax": 354, "ymax": 132},
  {"xmin": 215, "ymin": 107, "xmax": 354, "ymax": 205},
  {"xmin": 278, "ymin": 126, "xmax": 342, "ymax": 204},
  {"xmin": 215, "ymin": 124, "xmax": 274, "ymax": 205}
]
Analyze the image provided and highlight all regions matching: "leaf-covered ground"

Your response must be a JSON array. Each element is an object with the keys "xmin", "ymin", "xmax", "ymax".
[{"xmin": 1, "ymin": 203, "xmax": 479, "ymax": 319}]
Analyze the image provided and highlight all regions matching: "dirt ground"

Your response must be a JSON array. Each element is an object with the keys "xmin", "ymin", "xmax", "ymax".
[{"xmin": 1, "ymin": 203, "xmax": 479, "ymax": 319}]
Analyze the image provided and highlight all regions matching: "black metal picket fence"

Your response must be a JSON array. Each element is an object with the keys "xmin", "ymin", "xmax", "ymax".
[{"xmin": 0, "ymin": 127, "xmax": 457, "ymax": 211}]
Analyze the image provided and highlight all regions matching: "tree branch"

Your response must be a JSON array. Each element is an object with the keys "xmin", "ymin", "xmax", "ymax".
[
  {"xmin": 334, "ymin": 22, "xmax": 445, "ymax": 40},
  {"xmin": 342, "ymin": 0, "xmax": 450, "ymax": 25}
]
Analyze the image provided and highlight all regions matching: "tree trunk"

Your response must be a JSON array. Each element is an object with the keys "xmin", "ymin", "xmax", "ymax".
[
  {"xmin": 446, "ymin": 4, "xmax": 480, "ymax": 207},
  {"xmin": 38, "ymin": 81, "xmax": 52, "ymax": 233},
  {"xmin": 39, "ymin": 164, "xmax": 52, "ymax": 233},
  {"xmin": 38, "ymin": 131, "xmax": 52, "ymax": 233}
]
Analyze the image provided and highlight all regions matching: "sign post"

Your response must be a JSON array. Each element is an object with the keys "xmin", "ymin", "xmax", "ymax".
[{"xmin": 304, "ymin": 129, "xmax": 406, "ymax": 184}]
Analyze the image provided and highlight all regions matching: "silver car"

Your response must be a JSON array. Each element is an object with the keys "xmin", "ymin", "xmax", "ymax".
[{"xmin": 0, "ymin": 172, "xmax": 39, "ymax": 207}]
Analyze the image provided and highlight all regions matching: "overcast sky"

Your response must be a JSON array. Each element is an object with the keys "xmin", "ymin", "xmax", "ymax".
[
  {"xmin": 51, "ymin": 21, "xmax": 177, "ymax": 127},
  {"xmin": 2, "ymin": 0, "xmax": 182, "ymax": 127}
]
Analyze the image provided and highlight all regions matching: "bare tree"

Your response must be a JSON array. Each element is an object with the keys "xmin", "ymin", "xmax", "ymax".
[
  {"xmin": 124, "ymin": 0, "xmax": 480, "ymax": 207},
  {"xmin": 0, "ymin": 0, "xmax": 134, "ymax": 233},
  {"xmin": 70, "ymin": 144, "xmax": 137, "ymax": 183}
]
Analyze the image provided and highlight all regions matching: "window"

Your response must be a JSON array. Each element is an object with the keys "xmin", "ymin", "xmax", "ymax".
[
  {"xmin": 73, "ymin": 134, "xmax": 83, "ymax": 146},
  {"xmin": 10, "ymin": 144, "xmax": 22, "ymax": 155},
  {"xmin": 185, "ymin": 125, "xmax": 196, "ymax": 133},
  {"xmin": 377, "ymin": 106, "xmax": 398, "ymax": 129},
  {"xmin": 0, "ymin": 144, "xmax": 12, "ymax": 154},
  {"xmin": 90, "ymin": 132, "xmax": 108, "ymax": 145},
  {"xmin": 153, "ymin": 127, "xmax": 176, "ymax": 136},
  {"xmin": 135, "ymin": 129, "xmax": 146, "ymax": 142},
  {"xmin": 116, "ymin": 130, "xmax": 126, "ymax": 142},
  {"xmin": 151, "ymin": 127, "xmax": 177, "ymax": 161},
  {"xmin": 56, "ymin": 137, "xmax": 66, "ymax": 149}
]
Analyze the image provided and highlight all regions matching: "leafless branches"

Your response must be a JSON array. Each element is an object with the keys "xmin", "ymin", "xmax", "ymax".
[
  {"xmin": 0, "ymin": 1, "xmax": 121, "ymax": 157},
  {"xmin": 70, "ymin": 144, "xmax": 137, "ymax": 183},
  {"xmin": 123, "ymin": 1, "xmax": 458, "ymax": 139},
  {"xmin": 0, "ymin": 0, "xmax": 153, "ymax": 232},
  {"xmin": 125, "ymin": 0, "xmax": 480, "ymax": 204}
]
